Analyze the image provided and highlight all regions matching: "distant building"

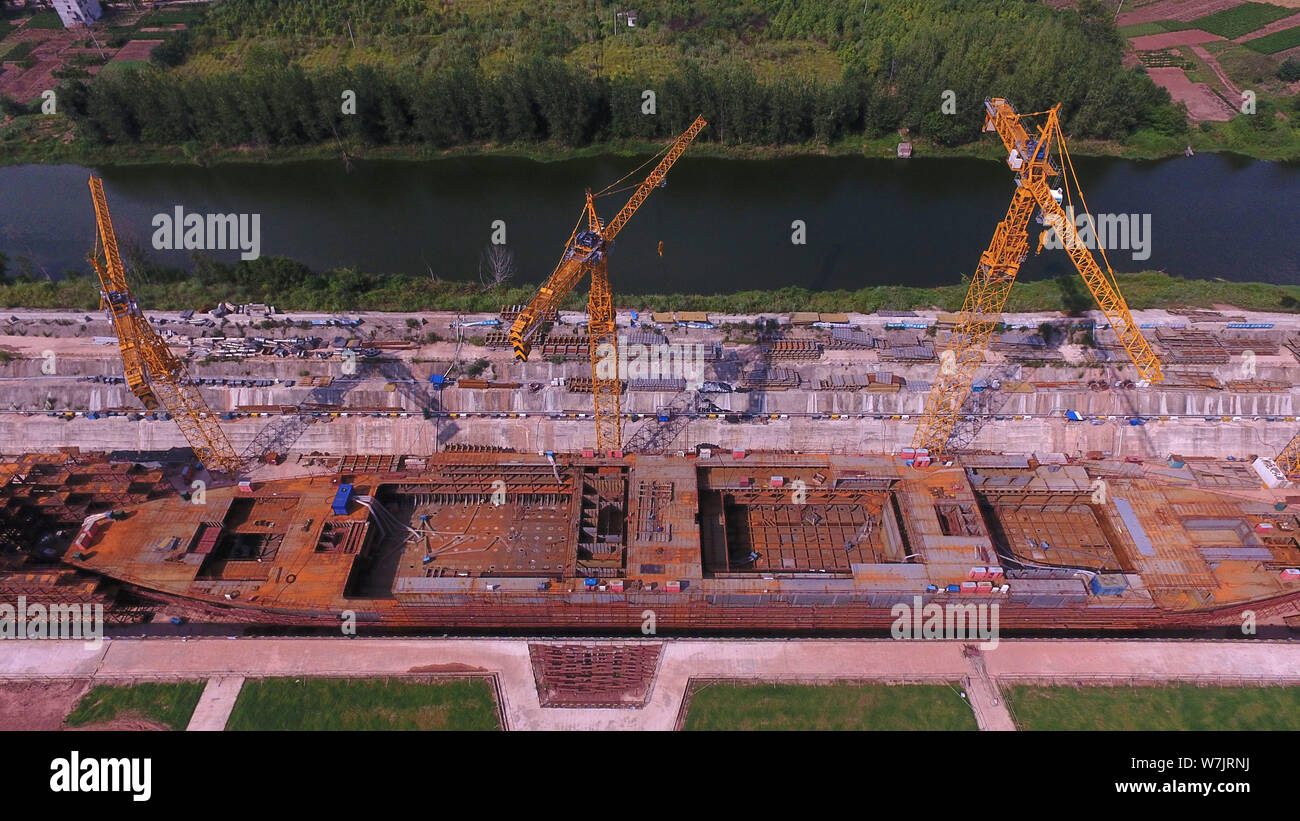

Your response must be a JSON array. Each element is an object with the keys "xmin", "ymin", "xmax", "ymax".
[
  {"xmin": 616, "ymin": 10, "xmax": 638, "ymax": 27},
  {"xmin": 897, "ymin": 142, "xmax": 913, "ymax": 159},
  {"xmin": 51, "ymin": 0, "xmax": 102, "ymax": 28}
]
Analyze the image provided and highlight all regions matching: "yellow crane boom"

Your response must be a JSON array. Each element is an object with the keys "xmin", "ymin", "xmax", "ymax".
[
  {"xmin": 87, "ymin": 176, "xmax": 242, "ymax": 475},
  {"xmin": 1278, "ymin": 431, "xmax": 1300, "ymax": 479},
  {"xmin": 913, "ymin": 99, "xmax": 1163, "ymax": 459},
  {"xmin": 508, "ymin": 115, "xmax": 707, "ymax": 453}
]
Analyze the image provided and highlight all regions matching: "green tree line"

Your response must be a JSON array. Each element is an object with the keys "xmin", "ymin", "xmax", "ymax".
[{"xmin": 49, "ymin": 0, "xmax": 1184, "ymax": 151}]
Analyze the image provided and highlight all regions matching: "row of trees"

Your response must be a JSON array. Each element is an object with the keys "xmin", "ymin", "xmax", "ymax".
[
  {"xmin": 52, "ymin": 0, "xmax": 1184, "ymax": 150},
  {"xmin": 62, "ymin": 55, "xmax": 1178, "ymax": 154}
]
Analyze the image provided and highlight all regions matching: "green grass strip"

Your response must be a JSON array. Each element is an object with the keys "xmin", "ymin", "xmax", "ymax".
[
  {"xmin": 1008, "ymin": 684, "xmax": 1300, "ymax": 730},
  {"xmin": 226, "ymin": 677, "xmax": 501, "ymax": 731},
  {"xmin": 683, "ymin": 682, "xmax": 978, "ymax": 731},
  {"xmin": 65, "ymin": 682, "xmax": 206, "ymax": 731}
]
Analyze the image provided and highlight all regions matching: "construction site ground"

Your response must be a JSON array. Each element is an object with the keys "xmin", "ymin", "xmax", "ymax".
[{"xmin": 0, "ymin": 305, "xmax": 1297, "ymax": 468}]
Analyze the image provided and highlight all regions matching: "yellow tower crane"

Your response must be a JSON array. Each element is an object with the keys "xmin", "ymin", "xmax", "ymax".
[
  {"xmin": 509, "ymin": 115, "xmax": 707, "ymax": 454},
  {"xmin": 912, "ymin": 99, "xmax": 1163, "ymax": 459},
  {"xmin": 1277, "ymin": 431, "xmax": 1300, "ymax": 479},
  {"xmin": 87, "ymin": 176, "xmax": 242, "ymax": 475}
]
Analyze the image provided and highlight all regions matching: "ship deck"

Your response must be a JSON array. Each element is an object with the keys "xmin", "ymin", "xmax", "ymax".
[{"xmin": 61, "ymin": 452, "xmax": 1300, "ymax": 625}]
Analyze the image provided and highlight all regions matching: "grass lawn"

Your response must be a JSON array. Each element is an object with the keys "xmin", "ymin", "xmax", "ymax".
[
  {"xmin": 1007, "ymin": 685, "xmax": 1300, "ymax": 731},
  {"xmin": 1, "ymin": 39, "xmax": 35, "ymax": 62},
  {"xmin": 1120, "ymin": 21, "xmax": 1175, "ymax": 37},
  {"xmin": 682, "ymin": 682, "xmax": 978, "ymax": 731},
  {"xmin": 100, "ymin": 59, "xmax": 151, "ymax": 76},
  {"xmin": 138, "ymin": 9, "xmax": 207, "ymax": 28},
  {"xmin": 1186, "ymin": 3, "xmax": 1297, "ymax": 39},
  {"xmin": 65, "ymin": 682, "xmax": 206, "ymax": 731},
  {"xmin": 21, "ymin": 10, "xmax": 65, "ymax": 30},
  {"xmin": 1243, "ymin": 25, "xmax": 1300, "ymax": 53},
  {"xmin": 226, "ymin": 677, "xmax": 501, "ymax": 731}
]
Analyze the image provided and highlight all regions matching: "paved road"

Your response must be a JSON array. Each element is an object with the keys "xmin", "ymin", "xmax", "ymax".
[{"xmin": 4, "ymin": 638, "xmax": 1299, "ymax": 731}]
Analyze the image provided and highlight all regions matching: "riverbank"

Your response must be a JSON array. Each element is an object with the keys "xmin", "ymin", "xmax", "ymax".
[
  {"xmin": 1, "ymin": 262, "xmax": 1296, "ymax": 316},
  {"xmin": 5, "ymin": 113, "xmax": 1299, "ymax": 168}
]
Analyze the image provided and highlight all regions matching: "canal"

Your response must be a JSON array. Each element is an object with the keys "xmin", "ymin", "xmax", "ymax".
[{"xmin": 1, "ymin": 152, "xmax": 1296, "ymax": 291}]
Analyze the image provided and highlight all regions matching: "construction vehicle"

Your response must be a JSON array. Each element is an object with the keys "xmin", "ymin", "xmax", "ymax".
[
  {"xmin": 912, "ymin": 99, "xmax": 1163, "ymax": 459},
  {"xmin": 509, "ymin": 115, "xmax": 707, "ymax": 454},
  {"xmin": 87, "ymin": 176, "xmax": 242, "ymax": 475}
]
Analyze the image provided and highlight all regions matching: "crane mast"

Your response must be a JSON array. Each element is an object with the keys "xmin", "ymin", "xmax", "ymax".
[
  {"xmin": 87, "ymin": 177, "xmax": 242, "ymax": 475},
  {"xmin": 912, "ymin": 99, "xmax": 1163, "ymax": 459},
  {"xmin": 508, "ymin": 115, "xmax": 706, "ymax": 453},
  {"xmin": 1278, "ymin": 431, "xmax": 1300, "ymax": 479}
]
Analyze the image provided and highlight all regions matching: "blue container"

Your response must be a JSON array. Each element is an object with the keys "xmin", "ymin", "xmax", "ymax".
[
  {"xmin": 945, "ymin": 584, "xmax": 961, "ymax": 593},
  {"xmin": 332, "ymin": 483, "xmax": 353, "ymax": 516},
  {"xmin": 1090, "ymin": 575, "xmax": 1129, "ymax": 596}
]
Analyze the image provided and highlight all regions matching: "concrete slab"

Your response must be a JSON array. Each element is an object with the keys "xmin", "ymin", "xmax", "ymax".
[{"xmin": 186, "ymin": 676, "xmax": 244, "ymax": 731}]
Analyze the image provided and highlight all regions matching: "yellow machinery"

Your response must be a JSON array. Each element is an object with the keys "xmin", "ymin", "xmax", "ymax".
[
  {"xmin": 509, "ymin": 115, "xmax": 706, "ymax": 454},
  {"xmin": 913, "ymin": 99, "xmax": 1163, "ymax": 458},
  {"xmin": 1278, "ymin": 431, "xmax": 1300, "ymax": 479},
  {"xmin": 87, "ymin": 176, "xmax": 242, "ymax": 475}
]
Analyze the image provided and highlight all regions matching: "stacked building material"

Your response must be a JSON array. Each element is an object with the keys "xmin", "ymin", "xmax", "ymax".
[
  {"xmin": 865, "ymin": 371, "xmax": 904, "ymax": 392},
  {"xmin": 761, "ymin": 339, "xmax": 824, "ymax": 360},
  {"xmin": 825, "ymin": 327, "xmax": 876, "ymax": 349},
  {"xmin": 1220, "ymin": 333, "xmax": 1279, "ymax": 356},
  {"xmin": 1154, "ymin": 327, "xmax": 1229, "ymax": 364},
  {"xmin": 565, "ymin": 377, "xmax": 627, "ymax": 394},
  {"xmin": 1224, "ymin": 379, "xmax": 1289, "ymax": 392},
  {"xmin": 453, "ymin": 379, "xmax": 522, "ymax": 390},
  {"xmin": 539, "ymin": 334, "xmax": 591, "ymax": 360},
  {"xmin": 879, "ymin": 340, "xmax": 936, "ymax": 362},
  {"xmin": 627, "ymin": 378, "xmax": 687, "ymax": 392},
  {"xmin": 741, "ymin": 366, "xmax": 800, "ymax": 390},
  {"xmin": 624, "ymin": 330, "xmax": 668, "ymax": 347},
  {"xmin": 818, "ymin": 374, "xmax": 865, "ymax": 391}
]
